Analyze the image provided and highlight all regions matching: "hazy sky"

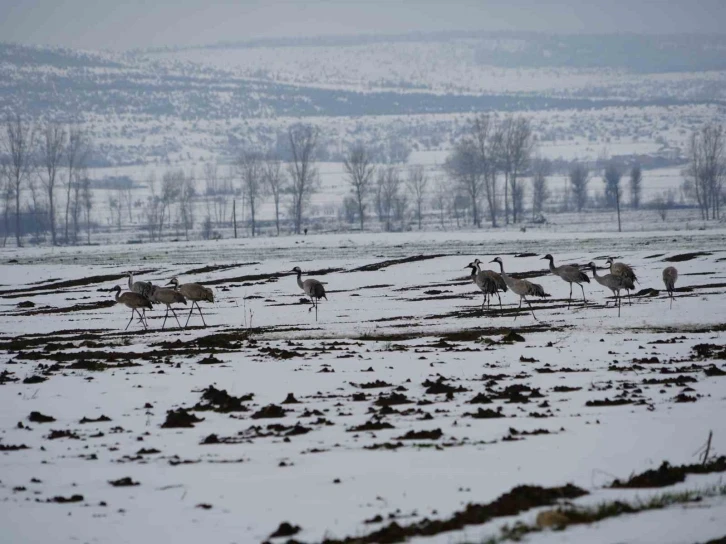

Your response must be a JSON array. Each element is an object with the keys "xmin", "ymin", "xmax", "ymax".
[{"xmin": 2, "ymin": 0, "xmax": 725, "ymax": 50}]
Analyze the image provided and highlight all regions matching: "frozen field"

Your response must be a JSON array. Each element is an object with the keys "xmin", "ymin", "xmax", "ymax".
[{"xmin": 1, "ymin": 228, "xmax": 726, "ymax": 544}]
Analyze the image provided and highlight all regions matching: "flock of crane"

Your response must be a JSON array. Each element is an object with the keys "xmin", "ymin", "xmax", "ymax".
[
  {"xmin": 112, "ymin": 273, "xmax": 214, "ymax": 330},
  {"xmin": 465, "ymin": 255, "xmax": 678, "ymax": 319},
  {"xmin": 111, "ymin": 257, "xmax": 679, "ymax": 330}
]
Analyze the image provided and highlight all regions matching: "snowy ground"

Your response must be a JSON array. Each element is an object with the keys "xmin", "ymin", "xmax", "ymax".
[{"xmin": 1, "ymin": 229, "xmax": 726, "ymax": 544}]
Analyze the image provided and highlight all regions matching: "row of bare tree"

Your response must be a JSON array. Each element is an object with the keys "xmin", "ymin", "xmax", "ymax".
[{"xmin": 0, "ymin": 116, "xmax": 91, "ymax": 247}]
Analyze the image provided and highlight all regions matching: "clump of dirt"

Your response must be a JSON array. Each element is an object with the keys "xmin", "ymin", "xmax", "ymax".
[
  {"xmin": 46, "ymin": 429, "xmax": 80, "ymax": 440},
  {"xmin": 269, "ymin": 522, "xmax": 301, "ymax": 538},
  {"xmin": 28, "ymin": 411, "xmax": 56, "ymax": 423},
  {"xmin": 23, "ymin": 375, "xmax": 47, "ymax": 384},
  {"xmin": 348, "ymin": 419, "xmax": 395, "ymax": 432},
  {"xmin": 501, "ymin": 331, "xmax": 525, "ymax": 343},
  {"xmin": 0, "ymin": 370, "xmax": 18, "ymax": 384},
  {"xmin": 395, "ymin": 429, "xmax": 442, "ymax": 440},
  {"xmin": 47, "ymin": 494, "xmax": 84, "ymax": 503},
  {"xmin": 705, "ymin": 365, "xmax": 726, "ymax": 376},
  {"xmin": 161, "ymin": 409, "xmax": 204, "ymax": 428},
  {"xmin": 464, "ymin": 407, "xmax": 505, "ymax": 419},
  {"xmin": 348, "ymin": 255, "xmax": 446, "ymax": 273},
  {"xmin": 611, "ymin": 457, "xmax": 726, "ymax": 488},
  {"xmin": 281, "ymin": 393, "xmax": 300, "ymax": 404},
  {"xmin": 374, "ymin": 392, "xmax": 412, "ymax": 406},
  {"xmin": 423, "ymin": 377, "xmax": 468, "ymax": 395},
  {"xmin": 109, "ymin": 477, "xmax": 140, "ymax": 487},
  {"xmin": 552, "ymin": 386, "xmax": 582, "ymax": 392},
  {"xmin": 197, "ymin": 355, "xmax": 224, "ymax": 365},
  {"xmin": 79, "ymin": 415, "xmax": 112, "ymax": 424},
  {"xmin": 356, "ymin": 380, "xmax": 393, "ymax": 389},
  {"xmin": 320, "ymin": 484, "xmax": 587, "ymax": 544},
  {"xmin": 585, "ymin": 398, "xmax": 632, "ymax": 407},
  {"xmin": 364, "ymin": 442, "xmax": 404, "ymax": 451},
  {"xmin": 468, "ymin": 393, "xmax": 493, "ymax": 404},
  {"xmin": 0, "ymin": 444, "xmax": 29, "ymax": 451},
  {"xmin": 192, "ymin": 386, "xmax": 253, "ymax": 413},
  {"xmin": 663, "ymin": 252, "xmax": 712, "ymax": 262},
  {"xmin": 258, "ymin": 346, "xmax": 304, "ymax": 359},
  {"xmin": 251, "ymin": 404, "xmax": 288, "ymax": 419},
  {"xmin": 17, "ymin": 300, "xmax": 35, "ymax": 308},
  {"xmin": 693, "ymin": 344, "xmax": 726, "ymax": 360}
]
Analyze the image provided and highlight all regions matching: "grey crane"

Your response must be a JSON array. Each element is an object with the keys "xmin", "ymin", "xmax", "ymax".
[
  {"xmin": 112, "ymin": 285, "xmax": 153, "ymax": 330},
  {"xmin": 490, "ymin": 257, "xmax": 550, "ymax": 320},
  {"xmin": 127, "ymin": 271, "xmax": 156, "ymax": 318},
  {"xmin": 587, "ymin": 262, "xmax": 627, "ymax": 316},
  {"xmin": 166, "ymin": 277, "xmax": 214, "ymax": 327},
  {"xmin": 465, "ymin": 262, "xmax": 501, "ymax": 311},
  {"xmin": 605, "ymin": 257, "xmax": 637, "ymax": 304},
  {"xmin": 542, "ymin": 254, "xmax": 590, "ymax": 308},
  {"xmin": 292, "ymin": 266, "xmax": 327, "ymax": 321},
  {"xmin": 472, "ymin": 258, "xmax": 508, "ymax": 310},
  {"xmin": 662, "ymin": 266, "xmax": 678, "ymax": 308},
  {"xmin": 149, "ymin": 287, "xmax": 187, "ymax": 329}
]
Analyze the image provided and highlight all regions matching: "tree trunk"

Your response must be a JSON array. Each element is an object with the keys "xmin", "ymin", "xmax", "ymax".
[
  {"xmin": 15, "ymin": 185, "xmax": 21, "ymax": 247},
  {"xmin": 250, "ymin": 199, "xmax": 256, "ymax": 237},
  {"xmin": 616, "ymin": 191, "xmax": 622, "ymax": 233},
  {"xmin": 358, "ymin": 189, "xmax": 364, "ymax": 231},
  {"xmin": 274, "ymin": 197, "xmax": 280, "ymax": 236},
  {"xmin": 233, "ymin": 199, "xmax": 237, "ymax": 238}
]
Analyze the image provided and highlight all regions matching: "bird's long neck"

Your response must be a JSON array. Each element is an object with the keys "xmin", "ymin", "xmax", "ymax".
[
  {"xmin": 114, "ymin": 289, "xmax": 121, "ymax": 302},
  {"xmin": 474, "ymin": 261, "xmax": 482, "ymax": 273},
  {"xmin": 468, "ymin": 266, "xmax": 477, "ymax": 280},
  {"xmin": 546, "ymin": 258, "xmax": 556, "ymax": 272},
  {"xmin": 296, "ymin": 271, "xmax": 303, "ymax": 290},
  {"xmin": 495, "ymin": 261, "xmax": 507, "ymax": 277},
  {"xmin": 591, "ymin": 267, "xmax": 600, "ymax": 279},
  {"xmin": 128, "ymin": 274, "xmax": 133, "ymax": 290}
]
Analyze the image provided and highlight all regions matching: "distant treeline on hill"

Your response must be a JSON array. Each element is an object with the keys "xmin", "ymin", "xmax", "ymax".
[{"xmin": 150, "ymin": 32, "xmax": 726, "ymax": 74}]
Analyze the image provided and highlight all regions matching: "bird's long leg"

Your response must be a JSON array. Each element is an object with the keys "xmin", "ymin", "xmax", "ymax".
[
  {"xmin": 497, "ymin": 291, "xmax": 502, "ymax": 311},
  {"xmin": 617, "ymin": 291, "xmax": 621, "ymax": 317},
  {"xmin": 580, "ymin": 283, "xmax": 586, "ymax": 305},
  {"xmin": 135, "ymin": 308, "xmax": 148, "ymax": 330},
  {"xmin": 567, "ymin": 282, "xmax": 572, "ymax": 309},
  {"xmin": 514, "ymin": 297, "xmax": 523, "ymax": 321},
  {"xmin": 524, "ymin": 296, "xmax": 538, "ymax": 321},
  {"xmin": 315, "ymin": 298, "xmax": 319, "ymax": 322},
  {"xmin": 162, "ymin": 306, "xmax": 169, "ymax": 330},
  {"xmin": 669, "ymin": 290, "xmax": 674, "ymax": 309},
  {"xmin": 171, "ymin": 306, "xmax": 182, "ymax": 328},
  {"xmin": 627, "ymin": 288, "xmax": 632, "ymax": 306},
  {"xmin": 197, "ymin": 303, "xmax": 207, "ymax": 327},
  {"xmin": 481, "ymin": 293, "xmax": 486, "ymax": 311},
  {"xmin": 125, "ymin": 309, "xmax": 134, "ymax": 331},
  {"xmin": 185, "ymin": 303, "xmax": 195, "ymax": 327}
]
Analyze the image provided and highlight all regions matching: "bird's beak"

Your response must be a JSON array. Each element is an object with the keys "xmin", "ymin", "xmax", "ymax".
[
  {"xmin": 165, "ymin": 281, "xmax": 173, "ymax": 286},
  {"xmin": 489, "ymin": 259, "xmax": 496, "ymax": 263}
]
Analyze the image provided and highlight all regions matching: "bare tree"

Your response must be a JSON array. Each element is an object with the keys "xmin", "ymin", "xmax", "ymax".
[
  {"xmin": 470, "ymin": 114, "xmax": 500, "ymax": 227},
  {"xmin": 406, "ymin": 165, "xmax": 428, "ymax": 230},
  {"xmin": 39, "ymin": 122, "xmax": 66, "ymax": 245},
  {"xmin": 531, "ymin": 157, "xmax": 551, "ymax": 219},
  {"xmin": 237, "ymin": 151, "xmax": 266, "ymax": 237},
  {"xmin": 652, "ymin": 190, "xmax": 675, "ymax": 221},
  {"xmin": 629, "ymin": 164, "xmax": 642, "ymax": 209},
  {"xmin": 685, "ymin": 124, "xmax": 725, "ymax": 220},
  {"xmin": 445, "ymin": 140, "xmax": 483, "ymax": 227},
  {"xmin": 343, "ymin": 143, "xmax": 376, "ymax": 231},
  {"xmin": 375, "ymin": 166, "xmax": 401, "ymax": 232},
  {"xmin": 158, "ymin": 170, "xmax": 182, "ymax": 239},
  {"xmin": 500, "ymin": 116, "xmax": 534, "ymax": 223},
  {"xmin": 569, "ymin": 162, "xmax": 590, "ymax": 212},
  {"xmin": 0, "ymin": 158, "xmax": 9, "ymax": 246},
  {"xmin": 79, "ymin": 167, "xmax": 92, "ymax": 244},
  {"xmin": 603, "ymin": 162, "xmax": 622, "ymax": 232},
  {"xmin": 287, "ymin": 124, "xmax": 320, "ymax": 234},
  {"xmin": 64, "ymin": 126, "xmax": 87, "ymax": 243},
  {"xmin": 144, "ymin": 173, "xmax": 162, "ymax": 241},
  {"xmin": 4, "ymin": 116, "xmax": 36, "ymax": 246},
  {"xmin": 263, "ymin": 153, "xmax": 286, "ymax": 236},
  {"xmin": 109, "ymin": 191, "xmax": 123, "ymax": 231},
  {"xmin": 432, "ymin": 177, "xmax": 450, "ymax": 229},
  {"xmin": 177, "ymin": 171, "xmax": 195, "ymax": 240}
]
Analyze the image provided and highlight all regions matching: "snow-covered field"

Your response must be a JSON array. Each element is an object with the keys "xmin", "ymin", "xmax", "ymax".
[{"xmin": 1, "ymin": 228, "xmax": 726, "ymax": 544}]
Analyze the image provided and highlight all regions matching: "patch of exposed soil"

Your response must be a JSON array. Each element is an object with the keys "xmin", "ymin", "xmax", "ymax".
[
  {"xmin": 464, "ymin": 407, "xmax": 505, "ymax": 419},
  {"xmin": 395, "ymin": 428, "xmax": 442, "ymax": 440},
  {"xmin": 663, "ymin": 252, "xmax": 713, "ymax": 262},
  {"xmin": 17, "ymin": 300, "xmax": 116, "ymax": 316},
  {"xmin": 161, "ymin": 409, "xmax": 204, "ymax": 428},
  {"xmin": 0, "ymin": 443, "xmax": 29, "ymax": 451},
  {"xmin": 269, "ymin": 522, "xmax": 301, "ymax": 538},
  {"xmin": 348, "ymin": 255, "xmax": 447, "ymax": 273},
  {"xmin": 320, "ymin": 484, "xmax": 587, "ymax": 544},
  {"xmin": 47, "ymin": 494, "xmax": 84, "ymax": 503},
  {"xmin": 109, "ymin": 477, "xmax": 140, "ymax": 487},
  {"xmin": 250, "ymin": 404, "xmax": 288, "ymax": 419},
  {"xmin": 28, "ymin": 411, "xmax": 56, "ymax": 423},
  {"xmin": 611, "ymin": 457, "xmax": 726, "ymax": 488},
  {"xmin": 192, "ymin": 385, "xmax": 253, "ymax": 413},
  {"xmin": 183, "ymin": 263, "xmax": 257, "ymax": 276},
  {"xmin": 348, "ymin": 420, "xmax": 395, "ymax": 432}
]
